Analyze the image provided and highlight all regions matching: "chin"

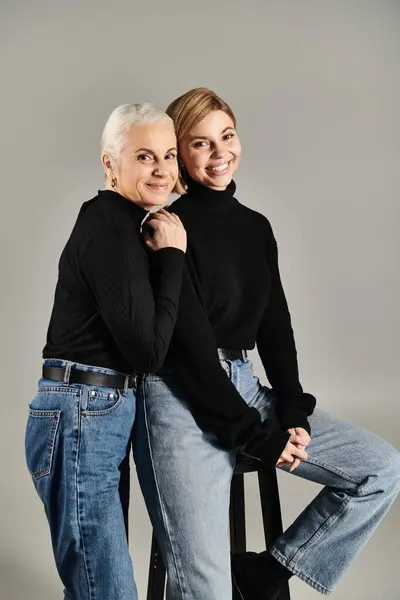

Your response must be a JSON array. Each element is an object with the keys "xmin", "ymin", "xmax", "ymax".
[
  {"xmin": 144, "ymin": 194, "xmax": 170, "ymax": 208},
  {"xmin": 207, "ymin": 175, "xmax": 232, "ymax": 189}
]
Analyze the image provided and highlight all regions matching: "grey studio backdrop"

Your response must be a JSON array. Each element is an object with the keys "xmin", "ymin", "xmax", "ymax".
[{"xmin": 1, "ymin": 1, "xmax": 399, "ymax": 599}]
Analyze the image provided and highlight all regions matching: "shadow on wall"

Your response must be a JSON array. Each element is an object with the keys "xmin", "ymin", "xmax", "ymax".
[{"xmin": 0, "ymin": 555, "xmax": 61, "ymax": 600}]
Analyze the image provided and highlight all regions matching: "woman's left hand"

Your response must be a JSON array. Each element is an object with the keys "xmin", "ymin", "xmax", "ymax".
[
  {"xmin": 277, "ymin": 427, "xmax": 311, "ymax": 472},
  {"xmin": 291, "ymin": 427, "xmax": 310, "ymax": 448}
]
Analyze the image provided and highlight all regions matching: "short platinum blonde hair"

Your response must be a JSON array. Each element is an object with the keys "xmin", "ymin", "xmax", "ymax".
[{"xmin": 101, "ymin": 103, "xmax": 173, "ymax": 161}]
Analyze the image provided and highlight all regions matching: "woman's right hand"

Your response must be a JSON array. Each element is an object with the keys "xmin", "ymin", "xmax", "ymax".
[
  {"xmin": 144, "ymin": 209, "xmax": 187, "ymax": 252},
  {"xmin": 276, "ymin": 433, "xmax": 308, "ymax": 472}
]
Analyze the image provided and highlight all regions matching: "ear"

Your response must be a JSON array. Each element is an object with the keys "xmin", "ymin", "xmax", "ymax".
[{"xmin": 101, "ymin": 152, "xmax": 114, "ymax": 179}]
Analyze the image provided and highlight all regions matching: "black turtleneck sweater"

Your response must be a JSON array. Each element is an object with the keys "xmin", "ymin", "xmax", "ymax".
[
  {"xmin": 43, "ymin": 189, "xmax": 185, "ymax": 375},
  {"xmin": 165, "ymin": 177, "xmax": 316, "ymax": 466}
]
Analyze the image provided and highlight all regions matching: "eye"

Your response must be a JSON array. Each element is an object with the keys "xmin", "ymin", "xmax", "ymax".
[
  {"xmin": 223, "ymin": 132, "xmax": 235, "ymax": 141},
  {"xmin": 137, "ymin": 154, "xmax": 152, "ymax": 162},
  {"xmin": 165, "ymin": 152, "xmax": 177, "ymax": 160},
  {"xmin": 192, "ymin": 140, "xmax": 209, "ymax": 149}
]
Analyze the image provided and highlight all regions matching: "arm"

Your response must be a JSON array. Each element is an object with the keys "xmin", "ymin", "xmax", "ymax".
[
  {"xmin": 167, "ymin": 257, "xmax": 290, "ymax": 466},
  {"xmin": 256, "ymin": 221, "xmax": 316, "ymax": 433},
  {"xmin": 82, "ymin": 229, "xmax": 185, "ymax": 373}
]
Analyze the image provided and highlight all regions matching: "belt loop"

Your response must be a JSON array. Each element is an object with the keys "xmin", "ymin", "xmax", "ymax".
[
  {"xmin": 123, "ymin": 375, "xmax": 129, "ymax": 394},
  {"xmin": 64, "ymin": 361, "xmax": 73, "ymax": 383}
]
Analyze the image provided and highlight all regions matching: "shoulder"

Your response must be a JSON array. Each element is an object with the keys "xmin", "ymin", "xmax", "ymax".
[
  {"xmin": 234, "ymin": 201, "xmax": 276, "ymax": 237},
  {"xmin": 75, "ymin": 192, "xmax": 139, "ymax": 236},
  {"xmin": 168, "ymin": 194, "xmax": 194, "ymax": 216},
  {"xmin": 70, "ymin": 195, "xmax": 143, "ymax": 255}
]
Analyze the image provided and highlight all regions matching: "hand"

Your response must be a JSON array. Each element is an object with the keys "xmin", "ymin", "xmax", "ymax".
[
  {"xmin": 143, "ymin": 209, "xmax": 187, "ymax": 252},
  {"xmin": 290, "ymin": 427, "xmax": 310, "ymax": 448},
  {"xmin": 276, "ymin": 433, "xmax": 308, "ymax": 472},
  {"xmin": 277, "ymin": 427, "xmax": 310, "ymax": 472}
]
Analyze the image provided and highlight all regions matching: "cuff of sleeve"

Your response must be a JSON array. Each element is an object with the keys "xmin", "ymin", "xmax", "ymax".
[
  {"xmin": 150, "ymin": 246, "xmax": 185, "ymax": 267},
  {"xmin": 278, "ymin": 408, "xmax": 311, "ymax": 434},
  {"xmin": 245, "ymin": 427, "xmax": 290, "ymax": 468},
  {"xmin": 276, "ymin": 392, "xmax": 316, "ymax": 434}
]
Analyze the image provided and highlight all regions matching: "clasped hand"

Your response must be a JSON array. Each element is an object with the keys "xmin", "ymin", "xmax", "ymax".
[{"xmin": 276, "ymin": 427, "xmax": 310, "ymax": 472}]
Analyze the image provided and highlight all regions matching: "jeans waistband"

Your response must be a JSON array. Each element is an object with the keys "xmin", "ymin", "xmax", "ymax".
[{"xmin": 42, "ymin": 359, "xmax": 137, "ymax": 391}]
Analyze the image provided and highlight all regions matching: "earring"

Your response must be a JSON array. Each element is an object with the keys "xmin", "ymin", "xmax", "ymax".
[{"xmin": 111, "ymin": 177, "xmax": 117, "ymax": 188}]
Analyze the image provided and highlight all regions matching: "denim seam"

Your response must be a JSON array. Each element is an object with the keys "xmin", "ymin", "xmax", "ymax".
[
  {"xmin": 270, "ymin": 548, "xmax": 332, "ymax": 595},
  {"xmin": 271, "ymin": 493, "xmax": 353, "ymax": 595},
  {"xmin": 288, "ymin": 493, "xmax": 351, "ymax": 562},
  {"xmin": 28, "ymin": 410, "xmax": 61, "ymax": 479},
  {"xmin": 304, "ymin": 456, "xmax": 362, "ymax": 485},
  {"xmin": 75, "ymin": 389, "xmax": 94, "ymax": 600},
  {"xmin": 38, "ymin": 386, "xmax": 81, "ymax": 394},
  {"xmin": 81, "ymin": 390, "xmax": 123, "ymax": 417},
  {"xmin": 142, "ymin": 381, "xmax": 187, "ymax": 600}
]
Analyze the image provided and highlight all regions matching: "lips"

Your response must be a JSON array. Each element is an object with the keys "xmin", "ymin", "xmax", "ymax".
[
  {"xmin": 206, "ymin": 159, "xmax": 234, "ymax": 175},
  {"xmin": 146, "ymin": 182, "xmax": 169, "ymax": 191}
]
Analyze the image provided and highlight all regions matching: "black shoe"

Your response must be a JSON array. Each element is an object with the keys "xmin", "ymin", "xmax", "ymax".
[{"xmin": 231, "ymin": 552, "xmax": 284, "ymax": 600}]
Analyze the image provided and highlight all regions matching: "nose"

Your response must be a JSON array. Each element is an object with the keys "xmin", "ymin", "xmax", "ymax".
[
  {"xmin": 211, "ymin": 141, "xmax": 226, "ymax": 159},
  {"xmin": 153, "ymin": 160, "xmax": 169, "ymax": 178}
]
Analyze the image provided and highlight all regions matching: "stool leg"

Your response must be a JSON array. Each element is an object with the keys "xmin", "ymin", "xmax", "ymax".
[
  {"xmin": 147, "ymin": 532, "xmax": 166, "ymax": 600},
  {"xmin": 258, "ymin": 469, "xmax": 291, "ymax": 600},
  {"xmin": 230, "ymin": 473, "xmax": 246, "ymax": 553},
  {"xmin": 258, "ymin": 468, "xmax": 283, "ymax": 547}
]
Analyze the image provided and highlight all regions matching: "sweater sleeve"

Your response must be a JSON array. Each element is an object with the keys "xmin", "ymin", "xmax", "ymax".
[
  {"xmin": 166, "ymin": 255, "xmax": 290, "ymax": 467},
  {"xmin": 82, "ymin": 229, "xmax": 185, "ymax": 374},
  {"xmin": 256, "ymin": 220, "xmax": 316, "ymax": 432}
]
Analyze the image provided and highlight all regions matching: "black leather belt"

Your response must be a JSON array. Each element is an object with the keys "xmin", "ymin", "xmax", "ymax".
[
  {"xmin": 217, "ymin": 348, "xmax": 248, "ymax": 361},
  {"xmin": 42, "ymin": 366, "xmax": 137, "ymax": 389}
]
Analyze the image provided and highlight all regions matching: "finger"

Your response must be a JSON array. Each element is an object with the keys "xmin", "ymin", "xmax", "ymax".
[
  {"xmin": 287, "ymin": 443, "xmax": 308, "ymax": 461},
  {"xmin": 289, "ymin": 434, "xmax": 307, "ymax": 446},
  {"xmin": 171, "ymin": 213, "xmax": 183, "ymax": 226},
  {"xmin": 279, "ymin": 450, "xmax": 295, "ymax": 464},
  {"xmin": 157, "ymin": 208, "xmax": 178, "ymax": 222},
  {"xmin": 296, "ymin": 448, "xmax": 308, "ymax": 461},
  {"xmin": 143, "ymin": 236, "xmax": 156, "ymax": 251},
  {"xmin": 294, "ymin": 428, "xmax": 311, "ymax": 446},
  {"xmin": 276, "ymin": 460, "xmax": 290, "ymax": 468},
  {"xmin": 164, "ymin": 211, "xmax": 183, "ymax": 227},
  {"xmin": 290, "ymin": 458, "xmax": 302, "ymax": 472},
  {"xmin": 148, "ymin": 212, "xmax": 171, "ymax": 223},
  {"xmin": 146, "ymin": 219, "xmax": 168, "ymax": 232},
  {"xmin": 171, "ymin": 212, "xmax": 183, "ymax": 225}
]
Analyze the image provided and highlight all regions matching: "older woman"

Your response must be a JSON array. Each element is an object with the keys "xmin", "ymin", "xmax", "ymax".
[
  {"xmin": 133, "ymin": 89, "xmax": 400, "ymax": 600},
  {"xmin": 24, "ymin": 103, "xmax": 186, "ymax": 600}
]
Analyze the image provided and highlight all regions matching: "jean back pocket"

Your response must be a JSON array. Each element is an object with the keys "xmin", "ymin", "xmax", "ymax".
[{"xmin": 25, "ymin": 409, "xmax": 61, "ymax": 480}]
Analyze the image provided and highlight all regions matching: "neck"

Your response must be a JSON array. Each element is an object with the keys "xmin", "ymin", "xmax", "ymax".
[
  {"xmin": 184, "ymin": 173, "xmax": 237, "ymax": 213},
  {"xmin": 104, "ymin": 183, "xmax": 152, "ymax": 211},
  {"xmin": 99, "ymin": 188, "xmax": 149, "ymax": 220}
]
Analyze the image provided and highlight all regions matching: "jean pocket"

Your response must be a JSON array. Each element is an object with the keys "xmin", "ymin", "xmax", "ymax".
[
  {"xmin": 83, "ymin": 387, "xmax": 123, "ymax": 416},
  {"xmin": 25, "ymin": 408, "xmax": 61, "ymax": 480}
]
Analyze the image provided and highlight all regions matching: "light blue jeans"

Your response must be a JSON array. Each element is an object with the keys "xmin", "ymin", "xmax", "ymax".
[
  {"xmin": 133, "ymin": 357, "xmax": 400, "ymax": 597},
  {"xmin": 25, "ymin": 359, "xmax": 138, "ymax": 600}
]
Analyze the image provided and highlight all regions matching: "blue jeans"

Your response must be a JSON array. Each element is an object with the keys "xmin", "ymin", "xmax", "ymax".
[
  {"xmin": 133, "ymin": 357, "xmax": 400, "ymax": 598},
  {"xmin": 25, "ymin": 359, "xmax": 138, "ymax": 600}
]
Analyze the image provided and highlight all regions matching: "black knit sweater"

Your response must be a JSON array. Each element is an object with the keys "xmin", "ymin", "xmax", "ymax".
[
  {"xmin": 164, "ymin": 176, "xmax": 316, "ymax": 466},
  {"xmin": 43, "ymin": 189, "xmax": 185, "ymax": 374}
]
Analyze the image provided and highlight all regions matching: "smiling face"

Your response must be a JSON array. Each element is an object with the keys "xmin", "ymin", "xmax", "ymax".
[
  {"xmin": 179, "ymin": 110, "xmax": 241, "ymax": 190},
  {"xmin": 102, "ymin": 121, "xmax": 179, "ymax": 209}
]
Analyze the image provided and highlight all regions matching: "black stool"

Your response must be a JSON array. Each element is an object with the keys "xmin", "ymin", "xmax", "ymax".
[{"xmin": 147, "ymin": 455, "xmax": 291, "ymax": 600}]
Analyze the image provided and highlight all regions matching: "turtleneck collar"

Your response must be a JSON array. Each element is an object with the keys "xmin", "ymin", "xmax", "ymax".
[
  {"xmin": 98, "ymin": 189, "xmax": 149, "ymax": 222},
  {"xmin": 184, "ymin": 174, "xmax": 238, "ymax": 212}
]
